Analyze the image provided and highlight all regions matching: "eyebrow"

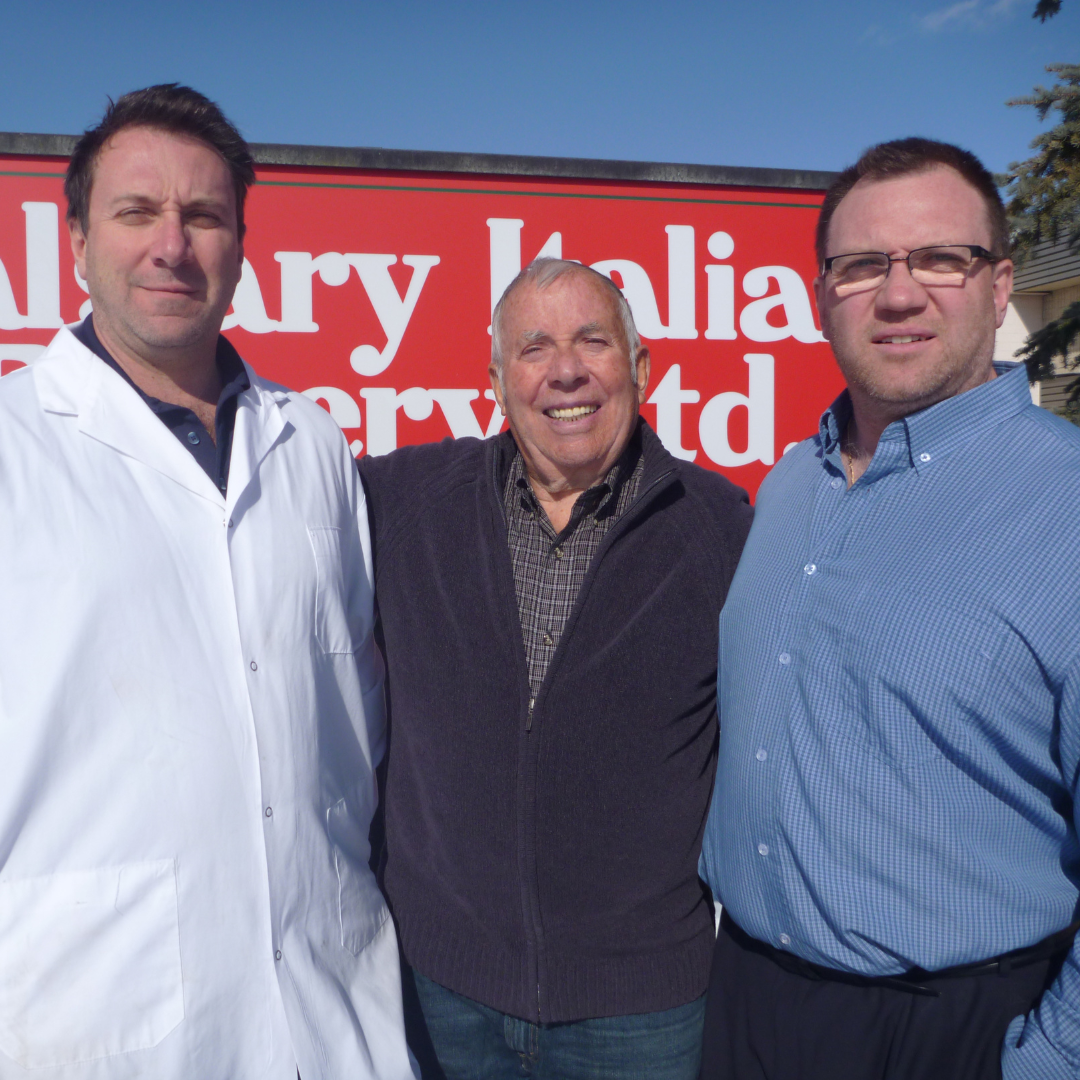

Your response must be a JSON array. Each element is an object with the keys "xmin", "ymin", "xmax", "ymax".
[
  {"xmin": 105, "ymin": 193, "xmax": 231, "ymax": 211},
  {"xmin": 519, "ymin": 322, "xmax": 610, "ymax": 343}
]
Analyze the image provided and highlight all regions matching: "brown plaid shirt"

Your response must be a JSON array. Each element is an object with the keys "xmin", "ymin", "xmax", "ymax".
[{"xmin": 503, "ymin": 430, "xmax": 644, "ymax": 705}]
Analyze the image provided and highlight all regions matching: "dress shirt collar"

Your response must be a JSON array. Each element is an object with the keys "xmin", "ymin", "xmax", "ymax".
[{"xmin": 817, "ymin": 361, "xmax": 1030, "ymax": 483}]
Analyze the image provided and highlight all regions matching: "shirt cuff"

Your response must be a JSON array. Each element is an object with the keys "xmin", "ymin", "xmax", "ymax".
[{"xmin": 1001, "ymin": 1012, "xmax": 1080, "ymax": 1080}]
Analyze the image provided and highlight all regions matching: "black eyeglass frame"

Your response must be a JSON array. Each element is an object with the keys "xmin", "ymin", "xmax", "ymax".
[{"xmin": 821, "ymin": 244, "xmax": 1002, "ymax": 279}]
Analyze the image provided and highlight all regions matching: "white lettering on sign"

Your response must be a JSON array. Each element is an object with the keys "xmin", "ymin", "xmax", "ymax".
[
  {"xmin": 360, "ymin": 387, "xmax": 434, "ymax": 456},
  {"xmin": 347, "ymin": 255, "xmax": 441, "ymax": 377},
  {"xmin": 222, "ymin": 257, "xmax": 280, "ymax": 332},
  {"xmin": 740, "ymin": 266, "xmax": 824, "ymax": 344},
  {"xmin": 486, "ymin": 218, "xmax": 563, "ymax": 320},
  {"xmin": 0, "ymin": 203, "xmax": 63, "ymax": 330},
  {"xmin": 663, "ymin": 225, "xmax": 697, "ymax": 340},
  {"xmin": 224, "ymin": 251, "xmax": 440, "ymax": 375},
  {"xmin": 358, "ymin": 386, "xmax": 505, "ymax": 456},
  {"xmin": 647, "ymin": 364, "xmax": 700, "ymax": 462},
  {"xmin": 697, "ymin": 354, "xmax": 775, "ymax": 467},
  {"xmin": 487, "ymin": 219, "xmax": 819, "ymax": 350},
  {"xmin": 590, "ymin": 225, "xmax": 697, "ymax": 340},
  {"xmin": 704, "ymin": 231, "xmax": 736, "ymax": 341}
]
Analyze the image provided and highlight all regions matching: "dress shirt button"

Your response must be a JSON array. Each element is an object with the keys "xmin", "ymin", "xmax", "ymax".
[
  {"xmin": 919, "ymin": 452, "xmax": 931, "ymax": 463},
  {"xmin": 778, "ymin": 652, "xmax": 791, "ymax": 665},
  {"xmin": 228, "ymin": 519, "xmax": 234, "ymax": 528},
  {"xmin": 779, "ymin": 934, "xmax": 791, "ymax": 946},
  {"xmin": 756, "ymin": 748, "xmax": 768, "ymax": 762},
  {"xmin": 804, "ymin": 563, "xmax": 816, "ymax": 576},
  {"xmin": 274, "ymin": 950, "xmax": 282, "ymax": 961},
  {"xmin": 265, "ymin": 806, "xmax": 273, "ymax": 818},
  {"xmin": 554, "ymin": 547, "xmax": 564, "ymax": 559},
  {"xmin": 757, "ymin": 843, "xmax": 769, "ymax": 856},
  {"xmin": 831, "ymin": 477, "xmax": 843, "ymax": 489},
  {"xmin": 187, "ymin": 431, "xmax": 200, "ymax": 445},
  {"xmin": 543, "ymin": 632, "xmax": 554, "ymax": 646},
  {"xmin": 250, "ymin": 660, "xmax": 258, "ymax": 671}
]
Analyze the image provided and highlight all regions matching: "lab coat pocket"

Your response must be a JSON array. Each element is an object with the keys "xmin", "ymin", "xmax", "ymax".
[
  {"xmin": 327, "ymin": 798, "xmax": 390, "ymax": 955},
  {"xmin": 308, "ymin": 526, "xmax": 358, "ymax": 655},
  {"xmin": 0, "ymin": 860, "xmax": 184, "ymax": 1069}
]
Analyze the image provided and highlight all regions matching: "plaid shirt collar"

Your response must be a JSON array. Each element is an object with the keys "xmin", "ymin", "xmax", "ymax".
[{"xmin": 505, "ymin": 427, "xmax": 643, "ymax": 547}]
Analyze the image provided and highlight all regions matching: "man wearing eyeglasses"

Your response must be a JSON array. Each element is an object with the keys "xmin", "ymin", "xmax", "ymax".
[{"xmin": 698, "ymin": 137, "xmax": 1080, "ymax": 1080}]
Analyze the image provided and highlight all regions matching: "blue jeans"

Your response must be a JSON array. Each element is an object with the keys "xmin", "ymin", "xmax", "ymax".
[{"xmin": 408, "ymin": 970, "xmax": 705, "ymax": 1080}]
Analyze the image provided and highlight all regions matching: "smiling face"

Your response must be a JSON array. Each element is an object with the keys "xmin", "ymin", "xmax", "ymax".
[
  {"xmin": 813, "ymin": 165, "xmax": 1013, "ymax": 421},
  {"xmin": 69, "ymin": 125, "xmax": 243, "ymax": 369},
  {"xmin": 489, "ymin": 270, "xmax": 649, "ymax": 494}
]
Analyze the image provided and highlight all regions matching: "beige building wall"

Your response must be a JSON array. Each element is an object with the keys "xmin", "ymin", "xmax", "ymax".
[{"xmin": 995, "ymin": 232, "xmax": 1080, "ymax": 418}]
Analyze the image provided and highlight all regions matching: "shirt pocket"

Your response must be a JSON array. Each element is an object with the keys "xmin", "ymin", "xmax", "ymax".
[
  {"xmin": 326, "ymin": 797, "xmax": 389, "ymax": 955},
  {"xmin": 0, "ymin": 860, "xmax": 184, "ymax": 1069},
  {"xmin": 308, "ymin": 526, "xmax": 358, "ymax": 655}
]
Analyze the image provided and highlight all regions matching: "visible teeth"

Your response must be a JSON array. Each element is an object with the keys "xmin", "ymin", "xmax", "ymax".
[
  {"xmin": 881, "ymin": 335, "xmax": 926, "ymax": 344},
  {"xmin": 546, "ymin": 405, "xmax": 598, "ymax": 420}
]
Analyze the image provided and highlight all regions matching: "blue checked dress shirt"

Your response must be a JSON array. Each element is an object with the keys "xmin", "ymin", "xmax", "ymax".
[{"xmin": 700, "ymin": 362, "xmax": 1080, "ymax": 1079}]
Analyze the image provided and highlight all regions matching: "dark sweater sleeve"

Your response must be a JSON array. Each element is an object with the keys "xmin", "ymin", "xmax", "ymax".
[
  {"xmin": 358, "ymin": 437, "xmax": 487, "ymax": 577},
  {"xmin": 683, "ymin": 466, "xmax": 754, "ymax": 605}
]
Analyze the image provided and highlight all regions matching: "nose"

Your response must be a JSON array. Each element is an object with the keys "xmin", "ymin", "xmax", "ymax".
[
  {"xmin": 547, "ymin": 339, "xmax": 589, "ymax": 390},
  {"xmin": 876, "ymin": 256, "xmax": 927, "ymax": 314},
  {"xmin": 149, "ymin": 210, "xmax": 192, "ymax": 268}
]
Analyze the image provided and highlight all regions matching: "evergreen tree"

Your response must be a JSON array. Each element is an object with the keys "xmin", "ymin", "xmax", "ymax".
[{"xmin": 1001, "ymin": 62, "xmax": 1080, "ymax": 417}]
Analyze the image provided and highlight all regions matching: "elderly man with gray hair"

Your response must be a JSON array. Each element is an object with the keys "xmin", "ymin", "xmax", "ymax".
[{"xmin": 359, "ymin": 258, "xmax": 752, "ymax": 1079}]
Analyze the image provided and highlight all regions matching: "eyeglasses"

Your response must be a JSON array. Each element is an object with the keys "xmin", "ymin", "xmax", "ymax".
[{"xmin": 822, "ymin": 245, "xmax": 1001, "ymax": 296}]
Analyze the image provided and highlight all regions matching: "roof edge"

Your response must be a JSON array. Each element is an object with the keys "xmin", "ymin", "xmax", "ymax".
[{"xmin": 0, "ymin": 132, "xmax": 836, "ymax": 191}]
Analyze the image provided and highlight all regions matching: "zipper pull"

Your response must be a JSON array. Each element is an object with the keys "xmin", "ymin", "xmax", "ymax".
[{"xmin": 526, "ymin": 697, "xmax": 535, "ymax": 732}]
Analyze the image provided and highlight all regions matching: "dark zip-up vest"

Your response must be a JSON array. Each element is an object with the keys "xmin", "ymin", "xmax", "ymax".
[{"xmin": 360, "ymin": 422, "xmax": 752, "ymax": 1022}]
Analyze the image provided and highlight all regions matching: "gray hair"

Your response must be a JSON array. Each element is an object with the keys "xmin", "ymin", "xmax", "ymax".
[{"xmin": 490, "ymin": 258, "xmax": 643, "ymax": 378}]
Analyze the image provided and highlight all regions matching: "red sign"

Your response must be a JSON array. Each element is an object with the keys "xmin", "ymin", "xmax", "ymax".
[{"xmin": 0, "ymin": 155, "xmax": 843, "ymax": 498}]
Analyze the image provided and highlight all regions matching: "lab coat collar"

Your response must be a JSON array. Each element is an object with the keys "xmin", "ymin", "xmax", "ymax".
[
  {"xmin": 227, "ymin": 367, "xmax": 292, "ymax": 513},
  {"xmin": 33, "ymin": 327, "xmax": 292, "ymax": 510}
]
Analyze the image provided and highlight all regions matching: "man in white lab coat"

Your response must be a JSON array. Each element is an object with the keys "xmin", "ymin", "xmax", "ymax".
[{"xmin": 0, "ymin": 84, "xmax": 416, "ymax": 1080}]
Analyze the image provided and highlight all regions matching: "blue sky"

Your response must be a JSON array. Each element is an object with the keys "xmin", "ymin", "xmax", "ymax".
[{"xmin": 2, "ymin": 0, "xmax": 1076, "ymax": 175}]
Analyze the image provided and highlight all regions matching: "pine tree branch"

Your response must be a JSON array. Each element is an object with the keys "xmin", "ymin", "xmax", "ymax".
[
  {"xmin": 1002, "ymin": 64, "xmax": 1080, "ymax": 262},
  {"xmin": 1034, "ymin": 0, "xmax": 1063, "ymax": 21},
  {"xmin": 1016, "ymin": 301, "xmax": 1080, "ymax": 387}
]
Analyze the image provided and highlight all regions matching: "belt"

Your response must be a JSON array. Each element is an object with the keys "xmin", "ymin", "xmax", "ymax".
[{"xmin": 722, "ymin": 911, "xmax": 1079, "ymax": 998}]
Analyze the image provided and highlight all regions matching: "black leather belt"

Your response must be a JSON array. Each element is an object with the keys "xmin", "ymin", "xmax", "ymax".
[{"xmin": 722, "ymin": 911, "xmax": 1079, "ymax": 998}]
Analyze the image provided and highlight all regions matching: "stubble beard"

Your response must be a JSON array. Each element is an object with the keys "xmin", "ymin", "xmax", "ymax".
[{"xmin": 831, "ymin": 328, "xmax": 997, "ymax": 417}]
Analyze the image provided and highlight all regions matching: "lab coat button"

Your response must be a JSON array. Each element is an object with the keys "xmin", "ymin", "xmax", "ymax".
[
  {"xmin": 265, "ymin": 806, "xmax": 273, "ymax": 818},
  {"xmin": 250, "ymin": 660, "xmax": 258, "ymax": 671},
  {"xmin": 274, "ymin": 950, "xmax": 282, "ymax": 961}
]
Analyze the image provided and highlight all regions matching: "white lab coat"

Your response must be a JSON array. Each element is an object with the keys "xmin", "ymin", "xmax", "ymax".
[{"xmin": 0, "ymin": 328, "xmax": 416, "ymax": 1080}]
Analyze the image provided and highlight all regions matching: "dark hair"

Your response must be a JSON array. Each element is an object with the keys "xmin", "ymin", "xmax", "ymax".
[
  {"xmin": 815, "ymin": 137, "xmax": 1009, "ymax": 269},
  {"xmin": 65, "ymin": 84, "xmax": 255, "ymax": 238}
]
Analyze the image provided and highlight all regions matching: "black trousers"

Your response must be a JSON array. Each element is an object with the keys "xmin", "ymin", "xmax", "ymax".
[{"xmin": 701, "ymin": 913, "xmax": 1068, "ymax": 1080}]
